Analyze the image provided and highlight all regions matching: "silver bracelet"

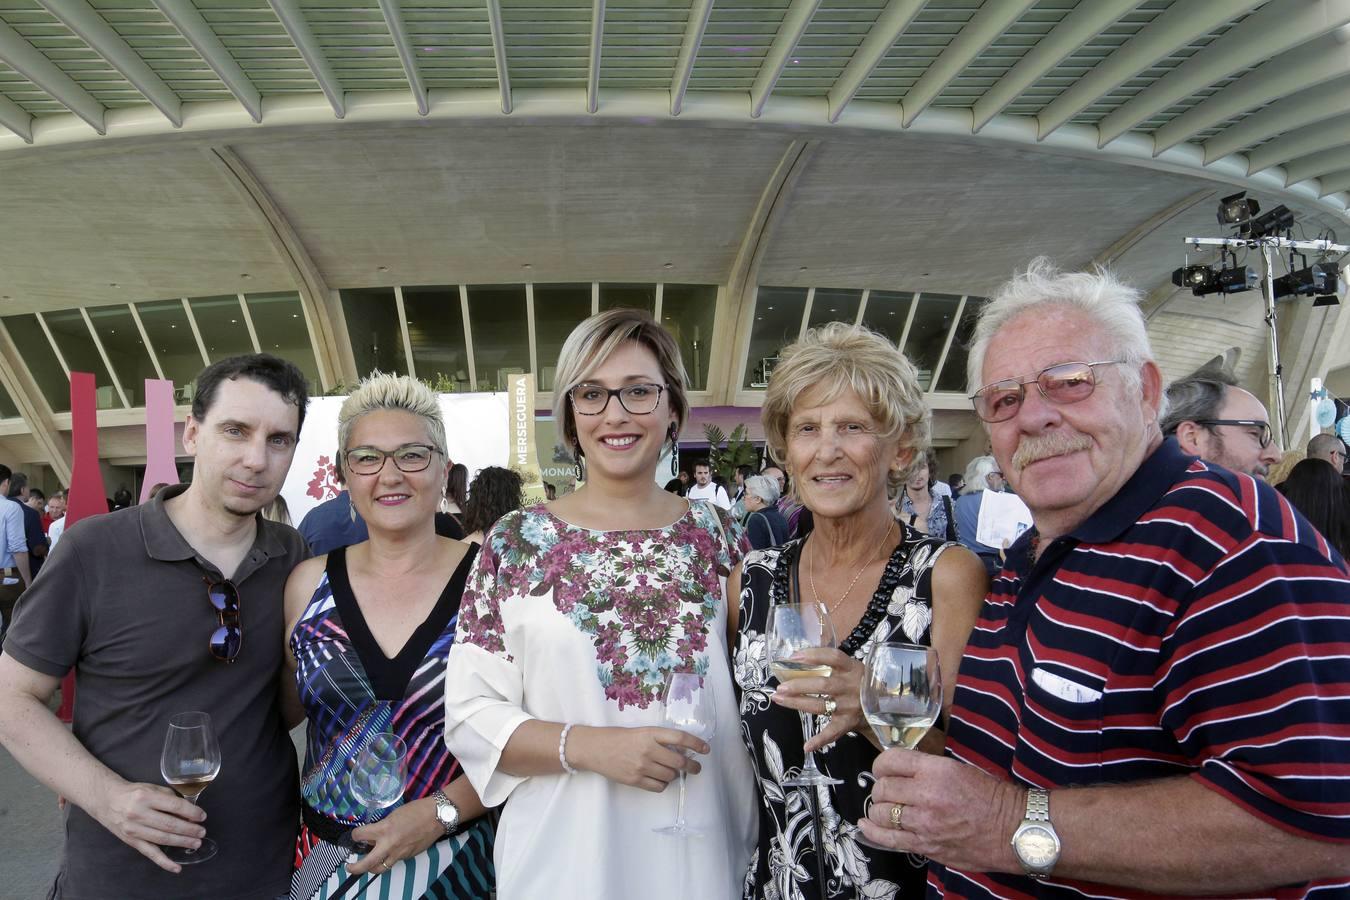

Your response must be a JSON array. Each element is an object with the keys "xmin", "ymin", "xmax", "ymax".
[{"xmin": 559, "ymin": 723, "xmax": 578, "ymax": 775}]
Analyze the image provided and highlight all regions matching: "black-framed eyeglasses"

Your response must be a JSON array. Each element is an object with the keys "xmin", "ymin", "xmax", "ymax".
[
  {"xmin": 569, "ymin": 382, "xmax": 666, "ymax": 416},
  {"xmin": 206, "ymin": 578, "xmax": 242, "ymax": 663},
  {"xmin": 1195, "ymin": 419, "xmax": 1273, "ymax": 449},
  {"xmin": 344, "ymin": 443, "xmax": 439, "ymax": 476},
  {"xmin": 971, "ymin": 360, "xmax": 1126, "ymax": 423}
]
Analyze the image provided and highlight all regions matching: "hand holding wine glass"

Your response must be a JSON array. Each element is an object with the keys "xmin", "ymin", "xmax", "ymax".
[
  {"xmin": 342, "ymin": 732, "xmax": 409, "ymax": 858},
  {"xmin": 860, "ymin": 642, "xmax": 941, "ymax": 751},
  {"xmin": 766, "ymin": 602, "xmax": 843, "ymax": 787},
  {"xmin": 654, "ymin": 672, "xmax": 717, "ymax": 838},
  {"xmin": 160, "ymin": 711, "xmax": 222, "ymax": 864}
]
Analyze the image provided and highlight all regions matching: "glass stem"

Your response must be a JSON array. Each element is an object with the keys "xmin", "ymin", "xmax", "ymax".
[
  {"xmin": 675, "ymin": 770, "xmax": 688, "ymax": 829},
  {"xmin": 799, "ymin": 711, "xmax": 823, "ymax": 776}
]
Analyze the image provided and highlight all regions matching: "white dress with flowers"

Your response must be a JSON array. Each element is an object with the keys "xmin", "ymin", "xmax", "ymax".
[{"xmin": 444, "ymin": 501, "xmax": 757, "ymax": 900}]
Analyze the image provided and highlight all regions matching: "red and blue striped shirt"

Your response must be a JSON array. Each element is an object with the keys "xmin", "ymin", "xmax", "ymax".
[{"xmin": 933, "ymin": 439, "xmax": 1350, "ymax": 899}]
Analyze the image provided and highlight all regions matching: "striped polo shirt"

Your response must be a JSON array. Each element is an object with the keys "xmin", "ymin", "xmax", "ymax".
[{"xmin": 932, "ymin": 438, "xmax": 1350, "ymax": 899}]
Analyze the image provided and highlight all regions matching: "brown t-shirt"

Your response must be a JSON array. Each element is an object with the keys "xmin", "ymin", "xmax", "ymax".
[{"xmin": 3, "ymin": 484, "xmax": 306, "ymax": 900}]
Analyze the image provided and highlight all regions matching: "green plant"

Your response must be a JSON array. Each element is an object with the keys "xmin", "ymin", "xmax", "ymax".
[{"xmin": 703, "ymin": 423, "xmax": 758, "ymax": 483}]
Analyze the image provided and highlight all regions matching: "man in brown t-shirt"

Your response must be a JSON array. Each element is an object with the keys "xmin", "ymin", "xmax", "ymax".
[{"xmin": 0, "ymin": 354, "xmax": 310, "ymax": 900}]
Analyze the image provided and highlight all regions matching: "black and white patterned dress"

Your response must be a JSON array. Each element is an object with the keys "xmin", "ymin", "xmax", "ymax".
[{"xmin": 733, "ymin": 526, "xmax": 952, "ymax": 900}]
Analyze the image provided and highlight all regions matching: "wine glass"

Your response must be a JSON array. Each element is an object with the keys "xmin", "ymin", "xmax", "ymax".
[
  {"xmin": 160, "ymin": 711, "xmax": 222, "ymax": 864},
  {"xmin": 856, "ymin": 642, "xmax": 941, "ymax": 850},
  {"xmin": 342, "ymin": 732, "xmax": 408, "ymax": 854},
  {"xmin": 654, "ymin": 672, "xmax": 717, "ymax": 838},
  {"xmin": 766, "ymin": 602, "xmax": 842, "ymax": 787}
]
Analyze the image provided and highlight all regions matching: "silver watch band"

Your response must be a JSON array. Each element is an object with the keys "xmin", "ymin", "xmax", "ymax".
[{"xmin": 1026, "ymin": 788, "xmax": 1050, "ymax": 821}]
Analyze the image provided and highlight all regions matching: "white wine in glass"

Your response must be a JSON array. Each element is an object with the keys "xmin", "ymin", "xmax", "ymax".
[
  {"xmin": 654, "ymin": 672, "xmax": 717, "ymax": 838},
  {"xmin": 160, "ymin": 711, "xmax": 222, "ymax": 864},
  {"xmin": 766, "ymin": 602, "xmax": 843, "ymax": 788},
  {"xmin": 349, "ymin": 733, "xmax": 408, "ymax": 811},
  {"xmin": 860, "ymin": 642, "xmax": 941, "ymax": 750}
]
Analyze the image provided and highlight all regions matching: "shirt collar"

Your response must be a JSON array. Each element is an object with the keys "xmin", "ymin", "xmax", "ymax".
[
  {"xmin": 141, "ymin": 483, "xmax": 286, "ymax": 563},
  {"xmin": 1068, "ymin": 437, "xmax": 1193, "ymax": 546}
]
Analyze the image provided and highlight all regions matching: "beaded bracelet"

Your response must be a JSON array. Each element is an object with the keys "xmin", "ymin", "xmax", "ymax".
[{"xmin": 559, "ymin": 723, "xmax": 578, "ymax": 775}]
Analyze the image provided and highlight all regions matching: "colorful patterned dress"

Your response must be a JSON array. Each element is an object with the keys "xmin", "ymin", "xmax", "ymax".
[
  {"xmin": 444, "ymin": 501, "xmax": 758, "ymax": 900},
  {"xmin": 290, "ymin": 544, "xmax": 494, "ymax": 900},
  {"xmin": 733, "ymin": 529, "xmax": 953, "ymax": 900}
]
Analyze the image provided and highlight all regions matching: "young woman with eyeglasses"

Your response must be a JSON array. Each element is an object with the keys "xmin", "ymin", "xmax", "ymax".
[
  {"xmin": 281, "ymin": 373, "xmax": 494, "ymax": 899},
  {"xmin": 445, "ymin": 309, "xmax": 756, "ymax": 899}
]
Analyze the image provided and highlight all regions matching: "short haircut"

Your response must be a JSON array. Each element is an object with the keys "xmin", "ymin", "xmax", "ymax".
[
  {"xmin": 6, "ymin": 471, "xmax": 26, "ymax": 498},
  {"xmin": 744, "ymin": 474, "xmax": 780, "ymax": 505},
  {"xmin": 693, "ymin": 459, "xmax": 711, "ymax": 472},
  {"xmin": 336, "ymin": 373, "xmax": 446, "ymax": 482},
  {"xmin": 192, "ymin": 353, "xmax": 310, "ymax": 435},
  {"xmin": 28, "ymin": 488, "xmax": 44, "ymax": 502},
  {"xmin": 736, "ymin": 463, "xmax": 755, "ymax": 480},
  {"xmin": 552, "ymin": 308, "xmax": 689, "ymax": 457},
  {"xmin": 1160, "ymin": 366, "xmax": 1237, "ymax": 436},
  {"xmin": 967, "ymin": 257, "xmax": 1166, "ymax": 423},
  {"xmin": 963, "ymin": 455, "xmax": 1000, "ymax": 493},
  {"xmin": 762, "ymin": 322, "xmax": 929, "ymax": 497},
  {"xmin": 0, "ymin": 464, "xmax": 11, "ymax": 485},
  {"xmin": 463, "ymin": 466, "xmax": 524, "ymax": 535},
  {"xmin": 1309, "ymin": 432, "xmax": 1346, "ymax": 461}
]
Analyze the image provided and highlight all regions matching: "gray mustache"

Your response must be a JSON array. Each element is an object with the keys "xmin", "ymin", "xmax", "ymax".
[{"xmin": 1012, "ymin": 433, "xmax": 1093, "ymax": 470}]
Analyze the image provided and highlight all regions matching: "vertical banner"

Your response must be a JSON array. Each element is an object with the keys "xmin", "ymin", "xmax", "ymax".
[
  {"xmin": 141, "ymin": 379, "xmax": 180, "ymax": 503},
  {"xmin": 508, "ymin": 373, "xmax": 548, "ymax": 503},
  {"xmin": 59, "ymin": 372, "xmax": 110, "ymax": 722}
]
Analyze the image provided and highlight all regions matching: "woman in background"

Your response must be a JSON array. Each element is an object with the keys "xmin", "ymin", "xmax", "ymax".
[
  {"xmin": 741, "ymin": 474, "xmax": 787, "ymax": 551},
  {"xmin": 1277, "ymin": 457, "xmax": 1350, "ymax": 559},
  {"xmin": 461, "ymin": 466, "xmax": 524, "ymax": 546},
  {"xmin": 897, "ymin": 450, "xmax": 955, "ymax": 541},
  {"xmin": 951, "ymin": 455, "xmax": 1005, "ymax": 576},
  {"xmin": 445, "ymin": 308, "xmax": 755, "ymax": 899}
]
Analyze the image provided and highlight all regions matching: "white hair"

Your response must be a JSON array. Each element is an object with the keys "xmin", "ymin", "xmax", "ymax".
[
  {"xmin": 962, "ymin": 455, "xmax": 999, "ymax": 493},
  {"xmin": 744, "ymin": 474, "xmax": 780, "ymax": 505},
  {"xmin": 967, "ymin": 258, "xmax": 1161, "ymax": 419}
]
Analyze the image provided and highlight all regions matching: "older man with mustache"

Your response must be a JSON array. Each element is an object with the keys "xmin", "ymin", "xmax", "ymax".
[{"xmin": 858, "ymin": 258, "xmax": 1350, "ymax": 898}]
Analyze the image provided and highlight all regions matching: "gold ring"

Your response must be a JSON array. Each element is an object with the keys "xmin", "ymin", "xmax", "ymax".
[
  {"xmin": 381, "ymin": 859, "xmax": 393, "ymax": 871},
  {"xmin": 823, "ymin": 697, "xmax": 837, "ymax": 716},
  {"xmin": 890, "ymin": 803, "xmax": 906, "ymax": 830}
]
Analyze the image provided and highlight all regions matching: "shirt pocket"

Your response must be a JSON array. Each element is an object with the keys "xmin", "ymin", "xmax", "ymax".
[{"xmin": 1018, "ymin": 663, "xmax": 1106, "ymax": 777}]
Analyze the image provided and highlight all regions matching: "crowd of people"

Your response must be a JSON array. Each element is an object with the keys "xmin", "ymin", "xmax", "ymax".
[{"xmin": 0, "ymin": 256, "xmax": 1346, "ymax": 900}]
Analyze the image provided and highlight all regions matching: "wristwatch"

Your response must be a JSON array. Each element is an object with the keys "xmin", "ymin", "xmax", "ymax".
[
  {"xmin": 432, "ymin": 789, "xmax": 461, "ymax": 836},
  {"xmin": 1010, "ymin": 788, "xmax": 1060, "ymax": 879}
]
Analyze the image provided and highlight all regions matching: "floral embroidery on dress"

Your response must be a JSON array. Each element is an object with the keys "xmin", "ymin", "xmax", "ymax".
[{"xmin": 460, "ymin": 501, "xmax": 745, "ymax": 710}]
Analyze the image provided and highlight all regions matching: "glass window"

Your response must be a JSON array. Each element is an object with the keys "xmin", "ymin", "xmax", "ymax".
[
  {"xmin": 743, "ymin": 286, "xmax": 808, "ymax": 389},
  {"xmin": 245, "ymin": 293, "xmax": 322, "ymax": 392},
  {"xmin": 42, "ymin": 310, "xmax": 120, "ymax": 409},
  {"xmin": 188, "ymin": 296, "xmax": 256, "ymax": 363},
  {"xmin": 533, "ymin": 283, "xmax": 592, "ymax": 391},
  {"xmin": 806, "ymin": 288, "xmax": 863, "ymax": 329},
  {"xmin": 136, "ymin": 299, "xmax": 208, "ymax": 394},
  {"xmin": 402, "ymin": 287, "xmax": 470, "ymax": 392},
  {"xmin": 860, "ymin": 290, "xmax": 915, "ymax": 345},
  {"xmin": 2, "ymin": 314, "xmax": 70, "ymax": 412},
  {"xmin": 0, "ymin": 379, "xmax": 18, "ymax": 419},
  {"xmin": 599, "ymin": 283, "xmax": 655, "ymax": 313},
  {"xmin": 86, "ymin": 305, "xmax": 158, "ymax": 407},
  {"xmin": 340, "ymin": 288, "xmax": 407, "ymax": 379},
  {"xmin": 901, "ymin": 294, "xmax": 964, "ymax": 392},
  {"xmin": 936, "ymin": 298, "xmax": 984, "ymax": 393},
  {"xmin": 467, "ymin": 284, "xmax": 529, "ymax": 392},
  {"xmin": 660, "ymin": 284, "xmax": 717, "ymax": 391}
]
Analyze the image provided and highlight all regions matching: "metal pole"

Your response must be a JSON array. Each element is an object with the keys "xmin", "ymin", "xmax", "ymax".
[{"xmin": 1260, "ymin": 241, "xmax": 1289, "ymax": 449}]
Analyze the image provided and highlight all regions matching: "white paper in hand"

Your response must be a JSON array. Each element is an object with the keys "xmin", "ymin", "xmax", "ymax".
[{"xmin": 975, "ymin": 490, "xmax": 1033, "ymax": 551}]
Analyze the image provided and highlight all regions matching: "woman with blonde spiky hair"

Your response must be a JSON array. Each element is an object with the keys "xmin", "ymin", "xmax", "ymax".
[{"xmin": 282, "ymin": 372, "xmax": 494, "ymax": 899}]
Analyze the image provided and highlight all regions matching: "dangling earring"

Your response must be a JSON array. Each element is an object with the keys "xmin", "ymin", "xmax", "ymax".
[
  {"xmin": 575, "ymin": 445, "xmax": 586, "ymax": 482},
  {"xmin": 668, "ymin": 424, "xmax": 679, "ymax": 476},
  {"xmin": 349, "ymin": 495, "xmax": 357, "ymax": 523}
]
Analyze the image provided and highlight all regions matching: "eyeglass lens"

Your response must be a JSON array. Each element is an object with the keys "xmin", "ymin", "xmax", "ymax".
[{"xmin": 974, "ymin": 362, "xmax": 1100, "ymax": 422}]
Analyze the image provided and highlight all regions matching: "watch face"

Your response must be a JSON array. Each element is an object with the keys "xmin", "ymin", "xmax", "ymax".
[{"xmin": 1016, "ymin": 825, "xmax": 1058, "ymax": 867}]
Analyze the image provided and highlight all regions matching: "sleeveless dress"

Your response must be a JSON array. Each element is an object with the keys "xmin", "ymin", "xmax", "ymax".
[
  {"xmin": 290, "ymin": 544, "xmax": 495, "ymax": 900},
  {"xmin": 733, "ymin": 527, "xmax": 952, "ymax": 900}
]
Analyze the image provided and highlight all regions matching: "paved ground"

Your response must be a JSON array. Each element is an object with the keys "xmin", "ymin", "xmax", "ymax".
[{"xmin": 0, "ymin": 719, "xmax": 307, "ymax": 899}]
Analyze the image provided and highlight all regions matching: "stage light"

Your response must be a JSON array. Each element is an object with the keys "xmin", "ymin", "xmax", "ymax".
[
  {"xmin": 1172, "ymin": 264, "xmax": 1257, "ymax": 297},
  {"xmin": 1171, "ymin": 265, "xmax": 1214, "ymax": 289},
  {"xmin": 1217, "ymin": 192, "xmax": 1259, "ymax": 226},
  {"xmin": 1274, "ymin": 262, "xmax": 1341, "ymax": 299},
  {"xmin": 1242, "ymin": 204, "xmax": 1294, "ymax": 238}
]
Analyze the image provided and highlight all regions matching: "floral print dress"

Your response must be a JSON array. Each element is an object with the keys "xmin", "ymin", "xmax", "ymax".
[
  {"xmin": 734, "ymin": 527, "xmax": 952, "ymax": 900},
  {"xmin": 445, "ymin": 501, "xmax": 758, "ymax": 900}
]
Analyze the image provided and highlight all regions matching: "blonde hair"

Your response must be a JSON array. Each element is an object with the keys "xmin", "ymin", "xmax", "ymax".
[
  {"xmin": 762, "ymin": 322, "xmax": 930, "ymax": 497},
  {"xmin": 336, "ymin": 372, "xmax": 446, "ymax": 482},
  {"xmin": 551, "ymin": 308, "xmax": 689, "ymax": 456}
]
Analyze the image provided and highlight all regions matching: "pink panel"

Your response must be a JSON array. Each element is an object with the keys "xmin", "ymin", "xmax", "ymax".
[{"xmin": 141, "ymin": 379, "xmax": 179, "ymax": 503}]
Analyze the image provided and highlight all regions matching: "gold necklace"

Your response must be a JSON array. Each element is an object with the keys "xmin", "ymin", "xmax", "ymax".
[{"xmin": 808, "ymin": 517, "xmax": 896, "ymax": 614}]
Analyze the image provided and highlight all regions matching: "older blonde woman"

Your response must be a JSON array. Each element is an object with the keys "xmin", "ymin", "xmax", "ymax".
[
  {"xmin": 445, "ymin": 309, "xmax": 755, "ymax": 899},
  {"xmin": 282, "ymin": 374, "xmax": 493, "ymax": 899},
  {"xmin": 731, "ymin": 323, "xmax": 988, "ymax": 900}
]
